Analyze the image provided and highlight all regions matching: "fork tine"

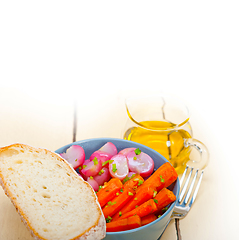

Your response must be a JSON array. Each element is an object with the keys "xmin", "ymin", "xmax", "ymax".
[
  {"xmin": 180, "ymin": 165, "xmax": 188, "ymax": 186},
  {"xmin": 189, "ymin": 170, "xmax": 204, "ymax": 207},
  {"xmin": 184, "ymin": 169, "xmax": 198, "ymax": 204},
  {"xmin": 179, "ymin": 167, "xmax": 194, "ymax": 202}
]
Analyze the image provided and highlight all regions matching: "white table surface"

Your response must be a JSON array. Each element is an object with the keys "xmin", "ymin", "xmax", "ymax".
[{"xmin": 1, "ymin": 1, "xmax": 239, "ymax": 239}]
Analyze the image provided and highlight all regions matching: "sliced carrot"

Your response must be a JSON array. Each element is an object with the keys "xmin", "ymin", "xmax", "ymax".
[
  {"xmin": 112, "ymin": 185, "xmax": 156, "ymax": 221},
  {"xmin": 97, "ymin": 178, "xmax": 123, "ymax": 207},
  {"xmin": 137, "ymin": 162, "xmax": 178, "ymax": 192},
  {"xmin": 154, "ymin": 188, "xmax": 176, "ymax": 215},
  {"xmin": 102, "ymin": 187, "xmax": 135, "ymax": 218},
  {"xmin": 141, "ymin": 214, "xmax": 157, "ymax": 226},
  {"xmin": 119, "ymin": 199, "xmax": 158, "ymax": 220},
  {"xmin": 106, "ymin": 215, "xmax": 141, "ymax": 232},
  {"xmin": 123, "ymin": 174, "xmax": 144, "ymax": 190}
]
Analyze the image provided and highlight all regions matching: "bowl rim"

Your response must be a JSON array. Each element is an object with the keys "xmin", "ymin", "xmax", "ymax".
[{"xmin": 55, "ymin": 137, "xmax": 180, "ymax": 235}]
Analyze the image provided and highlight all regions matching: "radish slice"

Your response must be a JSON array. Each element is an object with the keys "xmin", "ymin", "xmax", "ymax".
[
  {"xmin": 60, "ymin": 145, "xmax": 85, "ymax": 170},
  {"xmin": 89, "ymin": 150, "xmax": 112, "ymax": 166},
  {"xmin": 87, "ymin": 177, "xmax": 99, "ymax": 192},
  {"xmin": 93, "ymin": 167, "xmax": 111, "ymax": 186},
  {"xmin": 127, "ymin": 149, "xmax": 154, "ymax": 178},
  {"xmin": 119, "ymin": 147, "xmax": 136, "ymax": 156},
  {"xmin": 99, "ymin": 142, "xmax": 117, "ymax": 156},
  {"xmin": 109, "ymin": 154, "xmax": 129, "ymax": 180},
  {"xmin": 81, "ymin": 157, "xmax": 102, "ymax": 177}
]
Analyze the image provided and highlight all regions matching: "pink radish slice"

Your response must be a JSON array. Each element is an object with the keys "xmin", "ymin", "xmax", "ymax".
[
  {"xmin": 87, "ymin": 177, "xmax": 99, "ymax": 192},
  {"xmin": 109, "ymin": 154, "xmax": 129, "ymax": 180},
  {"xmin": 127, "ymin": 150, "xmax": 154, "ymax": 178},
  {"xmin": 99, "ymin": 142, "xmax": 117, "ymax": 156},
  {"xmin": 93, "ymin": 167, "xmax": 111, "ymax": 186},
  {"xmin": 89, "ymin": 150, "xmax": 112, "ymax": 166},
  {"xmin": 60, "ymin": 145, "xmax": 85, "ymax": 170},
  {"xmin": 81, "ymin": 158, "xmax": 102, "ymax": 177},
  {"xmin": 119, "ymin": 147, "xmax": 136, "ymax": 156},
  {"xmin": 78, "ymin": 159, "xmax": 91, "ymax": 180}
]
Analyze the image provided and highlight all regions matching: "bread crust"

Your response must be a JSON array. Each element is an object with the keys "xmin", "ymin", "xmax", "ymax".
[{"xmin": 0, "ymin": 143, "xmax": 106, "ymax": 240}]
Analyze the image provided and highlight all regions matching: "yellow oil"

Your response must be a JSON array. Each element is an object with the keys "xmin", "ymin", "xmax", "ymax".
[{"xmin": 124, "ymin": 120, "xmax": 192, "ymax": 174}]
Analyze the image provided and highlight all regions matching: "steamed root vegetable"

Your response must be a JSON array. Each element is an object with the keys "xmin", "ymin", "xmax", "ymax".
[
  {"xmin": 153, "ymin": 188, "xmax": 176, "ymax": 215},
  {"xmin": 97, "ymin": 178, "xmax": 123, "ymax": 207},
  {"xmin": 93, "ymin": 167, "xmax": 111, "ymax": 186},
  {"xmin": 119, "ymin": 199, "xmax": 158, "ymax": 220},
  {"xmin": 89, "ymin": 150, "xmax": 112, "ymax": 166},
  {"xmin": 86, "ymin": 177, "xmax": 99, "ymax": 191},
  {"xmin": 102, "ymin": 187, "xmax": 135, "ymax": 218},
  {"xmin": 60, "ymin": 145, "xmax": 85, "ymax": 170},
  {"xmin": 109, "ymin": 154, "xmax": 129, "ymax": 180},
  {"xmin": 139, "ymin": 162, "xmax": 178, "ymax": 192},
  {"xmin": 113, "ymin": 185, "xmax": 155, "ymax": 221},
  {"xmin": 127, "ymin": 149, "xmax": 154, "ymax": 178},
  {"xmin": 106, "ymin": 215, "xmax": 141, "ymax": 232},
  {"xmin": 119, "ymin": 147, "xmax": 136, "ymax": 156},
  {"xmin": 81, "ymin": 157, "xmax": 102, "ymax": 177},
  {"xmin": 141, "ymin": 214, "xmax": 157, "ymax": 226},
  {"xmin": 99, "ymin": 142, "xmax": 117, "ymax": 156},
  {"xmin": 123, "ymin": 174, "xmax": 144, "ymax": 189}
]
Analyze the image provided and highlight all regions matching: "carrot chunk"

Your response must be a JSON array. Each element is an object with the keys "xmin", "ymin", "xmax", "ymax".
[
  {"xmin": 119, "ymin": 199, "xmax": 158, "ymax": 220},
  {"xmin": 112, "ymin": 185, "xmax": 156, "ymax": 221},
  {"xmin": 123, "ymin": 174, "xmax": 144, "ymax": 190},
  {"xmin": 102, "ymin": 187, "xmax": 135, "ymax": 218},
  {"xmin": 141, "ymin": 214, "xmax": 157, "ymax": 226},
  {"xmin": 106, "ymin": 215, "xmax": 141, "ymax": 232},
  {"xmin": 97, "ymin": 178, "xmax": 123, "ymax": 207},
  {"xmin": 138, "ymin": 162, "xmax": 178, "ymax": 192},
  {"xmin": 154, "ymin": 188, "xmax": 176, "ymax": 215}
]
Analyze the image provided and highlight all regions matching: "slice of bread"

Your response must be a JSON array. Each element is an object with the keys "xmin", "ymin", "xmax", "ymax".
[{"xmin": 0, "ymin": 143, "xmax": 106, "ymax": 240}]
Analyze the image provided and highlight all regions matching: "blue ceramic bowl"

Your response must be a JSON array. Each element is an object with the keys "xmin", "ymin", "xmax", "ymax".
[{"xmin": 56, "ymin": 138, "xmax": 180, "ymax": 240}]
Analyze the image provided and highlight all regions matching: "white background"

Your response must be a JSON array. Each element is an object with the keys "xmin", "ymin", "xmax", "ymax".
[{"xmin": 1, "ymin": 1, "xmax": 239, "ymax": 239}]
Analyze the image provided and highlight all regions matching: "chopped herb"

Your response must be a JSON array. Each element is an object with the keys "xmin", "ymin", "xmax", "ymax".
[
  {"xmin": 138, "ymin": 180, "xmax": 144, "ymax": 186},
  {"xmin": 98, "ymin": 186, "xmax": 103, "ymax": 191},
  {"xmin": 160, "ymin": 175, "xmax": 165, "ymax": 183},
  {"xmin": 93, "ymin": 157, "xmax": 98, "ymax": 165},
  {"xmin": 89, "ymin": 176, "xmax": 93, "ymax": 179},
  {"xmin": 83, "ymin": 165, "xmax": 87, "ymax": 169},
  {"xmin": 106, "ymin": 216, "xmax": 112, "ymax": 223},
  {"xmin": 133, "ymin": 186, "xmax": 138, "ymax": 191},
  {"xmin": 128, "ymin": 192, "xmax": 134, "ymax": 196},
  {"xmin": 153, "ymin": 199, "xmax": 158, "ymax": 204},
  {"xmin": 162, "ymin": 207, "xmax": 168, "ymax": 213},
  {"xmin": 134, "ymin": 197, "xmax": 138, "ymax": 200},
  {"xmin": 98, "ymin": 169, "xmax": 104, "ymax": 176},
  {"xmin": 102, "ymin": 159, "xmax": 114, "ymax": 166},
  {"xmin": 120, "ymin": 188, "xmax": 123, "ymax": 193},
  {"xmin": 158, "ymin": 215, "xmax": 161, "ymax": 218},
  {"xmin": 108, "ymin": 201, "xmax": 117, "ymax": 206},
  {"xmin": 79, "ymin": 166, "xmax": 82, "ymax": 170},
  {"xmin": 116, "ymin": 192, "xmax": 120, "ymax": 196},
  {"xmin": 119, "ymin": 211, "xmax": 122, "ymax": 217},
  {"xmin": 133, "ymin": 156, "xmax": 137, "ymax": 160},
  {"xmin": 75, "ymin": 159, "xmax": 78, "ymax": 162},
  {"xmin": 134, "ymin": 148, "xmax": 141, "ymax": 155},
  {"xmin": 122, "ymin": 176, "xmax": 130, "ymax": 184},
  {"xmin": 135, "ymin": 205, "xmax": 138, "ymax": 208},
  {"xmin": 153, "ymin": 190, "xmax": 157, "ymax": 197},
  {"xmin": 112, "ymin": 164, "xmax": 117, "ymax": 172}
]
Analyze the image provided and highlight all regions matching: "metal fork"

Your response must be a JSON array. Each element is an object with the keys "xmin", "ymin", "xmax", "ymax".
[
  {"xmin": 157, "ymin": 166, "xmax": 204, "ymax": 240},
  {"xmin": 170, "ymin": 166, "xmax": 204, "ymax": 240},
  {"xmin": 172, "ymin": 166, "xmax": 204, "ymax": 219}
]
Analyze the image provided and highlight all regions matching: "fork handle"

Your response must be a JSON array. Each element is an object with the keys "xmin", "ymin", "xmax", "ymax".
[
  {"xmin": 184, "ymin": 138, "xmax": 209, "ymax": 170},
  {"xmin": 175, "ymin": 219, "xmax": 182, "ymax": 240}
]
